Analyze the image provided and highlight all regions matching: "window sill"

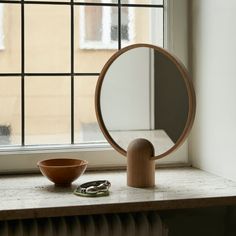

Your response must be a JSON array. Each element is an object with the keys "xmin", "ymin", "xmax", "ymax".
[
  {"xmin": 1, "ymin": 167, "xmax": 236, "ymax": 221},
  {"xmin": 0, "ymin": 143, "xmax": 111, "ymax": 155},
  {"xmin": 0, "ymin": 141, "xmax": 189, "ymax": 174}
]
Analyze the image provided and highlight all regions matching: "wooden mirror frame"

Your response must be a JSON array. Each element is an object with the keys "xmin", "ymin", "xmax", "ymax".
[{"xmin": 95, "ymin": 44, "xmax": 196, "ymax": 187}]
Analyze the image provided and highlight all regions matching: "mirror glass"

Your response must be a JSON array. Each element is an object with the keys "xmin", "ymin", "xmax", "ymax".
[{"xmin": 99, "ymin": 46, "xmax": 191, "ymax": 157}]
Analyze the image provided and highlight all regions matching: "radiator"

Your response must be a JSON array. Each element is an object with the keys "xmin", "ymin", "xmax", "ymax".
[{"xmin": 0, "ymin": 212, "xmax": 168, "ymax": 236}]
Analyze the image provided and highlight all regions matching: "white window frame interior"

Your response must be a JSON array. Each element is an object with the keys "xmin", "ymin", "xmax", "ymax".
[
  {"xmin": 0, "ymin": 4, "xmax": 4, "ymax": 50},
  {"xmin": 79, "ymin": 1, "xmax": 134, "ymax": 50},
  {"xmin": 0, "ymin": 0, "xmax": 190, "ymax": 173}
]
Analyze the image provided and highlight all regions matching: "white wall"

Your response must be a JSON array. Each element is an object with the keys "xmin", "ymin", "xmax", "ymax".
[
  {"xmin": 190, "ymin": 0, "xmax": 236, "ymax": 181},
  {"xmin": 166, "ymin": 0, "xmax": 188, "ymax": 66}
]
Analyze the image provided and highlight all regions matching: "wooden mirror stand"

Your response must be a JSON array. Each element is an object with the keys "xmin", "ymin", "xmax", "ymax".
[{"xmin": 127, "ymin": 138, "xmax": 155, "ymax": 187}]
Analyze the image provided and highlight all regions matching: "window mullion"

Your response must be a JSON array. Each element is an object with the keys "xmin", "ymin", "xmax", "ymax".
[
  {"xmin": 71, "ymin": 0, "xmax": 75, "ymax": 144},
  {"xmin": 21, "ymin": 0, "xmax": 25, "ymax": 146},
  {"xmin": 118, "ymin": 0, "xmax": 121, "ymax": 49}
]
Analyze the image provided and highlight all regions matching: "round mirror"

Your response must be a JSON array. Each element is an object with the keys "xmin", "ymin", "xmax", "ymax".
[{"xmin": 95, "ymin": 44, "xmax": 196, "ymax": 160}]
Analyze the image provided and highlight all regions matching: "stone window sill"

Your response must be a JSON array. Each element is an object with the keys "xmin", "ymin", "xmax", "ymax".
[{"xmin": 1, "ymin": 167, "xmax": 236, "ymax": 220}]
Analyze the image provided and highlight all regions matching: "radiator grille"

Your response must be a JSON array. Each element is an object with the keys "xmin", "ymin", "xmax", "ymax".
[{"xmin": 0, "ymin": 212, "xmax": 167, "ymax": 236}]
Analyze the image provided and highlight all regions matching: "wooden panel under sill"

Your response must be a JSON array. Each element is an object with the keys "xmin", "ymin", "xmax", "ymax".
[{"xmin": 1, "ymin": 167, "xmax": 236, "ymax": 220}]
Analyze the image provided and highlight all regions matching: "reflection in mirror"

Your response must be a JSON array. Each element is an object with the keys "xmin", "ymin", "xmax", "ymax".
[{"xmin": 100, "ymin": 47, "xmax": 189, "ymax": 156}]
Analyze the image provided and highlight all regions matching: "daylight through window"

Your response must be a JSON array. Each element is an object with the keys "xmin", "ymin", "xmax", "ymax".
[
  {"xmin": 0, "ymin": 4, "xmax": 4, "ymax": 50},
  {"xmin": 0, "ymin": 0, "xmax": 164, "ymax": 150}
]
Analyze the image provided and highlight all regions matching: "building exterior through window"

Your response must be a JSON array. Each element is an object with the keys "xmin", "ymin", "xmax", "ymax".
[
  {"xmin": 80, "ymin": 1, "xmax": 133, "ymax": 49},
  {"xmin": 0, "ymin": 0, "xmax": 164, "ymax": 149},
  {"xmin": 0, "ymin": 4, "xmax": 4, "ymax": 50}
]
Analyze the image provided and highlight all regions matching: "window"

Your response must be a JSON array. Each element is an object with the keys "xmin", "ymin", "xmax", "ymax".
[
  {"xmin": 80, "ymin": 1, "xmax": 134, "ymax": 49},
  {"xmin": 0, "ymin": 0, "xmax": 190, "ymax": 172},
  {"xmin": 0, "ymin": 0, "xmax": 164, "ymax": 150},
  {"xmin": 0, "ymin": 4, "xmax": 4, "ymax": 50}
]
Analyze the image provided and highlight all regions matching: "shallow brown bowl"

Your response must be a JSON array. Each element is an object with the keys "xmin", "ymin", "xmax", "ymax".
[{"xmin": 37, "ymin": 158, "xmax": 88, "ymax": 186}]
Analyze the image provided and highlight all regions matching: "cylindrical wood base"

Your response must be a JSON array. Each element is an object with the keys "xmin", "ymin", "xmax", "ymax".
[{"xmin": 127, "ymin": 138, "xmax": 155, "ymax": 188}]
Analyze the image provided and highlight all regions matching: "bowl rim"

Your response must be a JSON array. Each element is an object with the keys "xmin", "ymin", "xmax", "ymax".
[{"xmin": 37, "ymin": 158, "xmax": 88, "ymax": 168}]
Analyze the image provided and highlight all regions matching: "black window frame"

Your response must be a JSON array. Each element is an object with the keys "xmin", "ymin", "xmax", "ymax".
[{"xmin": 0, "ymin": 0, "xmax": 164, "ymax": 148}]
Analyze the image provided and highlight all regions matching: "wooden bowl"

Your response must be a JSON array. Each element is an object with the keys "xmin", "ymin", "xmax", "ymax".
[{"xmin": 37, "ymin": 158, "xmax": 88, "ymax": 186}]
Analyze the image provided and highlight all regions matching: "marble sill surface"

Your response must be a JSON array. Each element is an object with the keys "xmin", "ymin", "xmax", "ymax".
[{"xmin": 1, "ymin": 167, "xmax": 236, "ymax": 221}]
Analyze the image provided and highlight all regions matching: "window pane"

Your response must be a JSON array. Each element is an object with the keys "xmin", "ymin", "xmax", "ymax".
[
  {"xmin": 122, "ymin": 0, "xmax": 163, "ymax": 4},
  {"xmin": 0, "ymin": 4, "xmax": 21, "ymax": 73},
  {"xmin": 29, "ymin": 0, "xmax": 69, "ymax": 2},
  {"xmin": 75, "ymin": 0, "xmax": 118, "ymax": 3},
  {"xmin": 74, "ymin": 76, "xmax": 105, "ymax": 143},
  {"xmin": 121, "ymin": 7, "xmax": 129, "ymax": 41},
  {"xmin": 121, "ymin": 7, "xmax": 163, "ymax": 47},
  {"xmin": 25, "ymin": 77, "xmax": 70, "ymax": 145},
  {"xmin": 111, "ymin": 7, "xmax": 118, "ymax": 41},
  {"xmin": 0, "ymin": 77, "xmax": 21, "ymax": 146},
  {"xmin": 74, "ymin": 6, "xmax": 118, "ymax": 73},
  {"xmin": 25, "ymin": 5, "xmax": 70, "ymax": 73},
  {"xmin": 110, "ymin": 7, "xmax": 129, "ymax": 41},
  {"xmin": 84, "ymin": 6, "xmax": 102, "ymax": 41}
]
